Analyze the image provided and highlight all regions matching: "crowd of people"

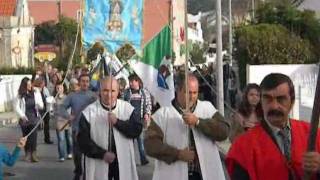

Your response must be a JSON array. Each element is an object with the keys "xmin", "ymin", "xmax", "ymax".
[{"xmin": 0, "ymin": 62, "xmax": 320, "ymax": 180}]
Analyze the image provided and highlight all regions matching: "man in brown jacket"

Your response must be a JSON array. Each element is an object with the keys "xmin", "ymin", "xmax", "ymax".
[{"xmin": 145, "ymin": 73, "xmax": 230, "ymax": 180}]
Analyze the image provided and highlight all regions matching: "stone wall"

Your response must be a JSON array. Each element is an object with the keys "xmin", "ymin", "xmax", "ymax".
[{"xmin": 0, "ymin": 75, "xmax": 32, "ymax": 113}]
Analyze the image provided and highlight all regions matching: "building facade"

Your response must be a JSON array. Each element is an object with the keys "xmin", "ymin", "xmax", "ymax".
[{"xmin": 0, "ymin": 0, "xmax": 34, "ymax": 68}]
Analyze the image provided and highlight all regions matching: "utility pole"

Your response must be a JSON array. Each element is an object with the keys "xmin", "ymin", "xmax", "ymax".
[
  {"xmin": 252, "ymin": 0, "xmax": 255, "ymax": 20},
  {"xmin": 216, "ymin": 0, "xmax": 224, "ymax": 115},
  {"xmin": 57, "ymin": 0, "xmax": 63, "ymax": 63},
  {"xmin": 57, "ymin": 0, "xmax": 61, "ymax": 19},
  {"xmin": 229, "ymin": 0, "xmax": 233, "ymax": 66}
]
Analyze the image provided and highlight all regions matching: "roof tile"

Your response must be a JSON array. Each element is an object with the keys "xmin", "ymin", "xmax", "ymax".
[{"xmin": 0, "ymin": 0, "xmax": 16, "ymax": 16}]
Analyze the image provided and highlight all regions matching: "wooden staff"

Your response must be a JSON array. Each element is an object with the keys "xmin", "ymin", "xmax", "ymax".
[
  {"xmin": 107, "ymin": 54, "xmax": 113, "ymax": 152},
  {"xmin": 183, "ymin": 0, "xmax": 191, "ymax": 151},
  {"xmin": 303, "ymin": 66, "xmax": 320, "ymax": 179},
  {"xmin": 183, "ymin": 0, "xmax": 189, "ymax": 112},
  {"xmin": 59, "ymin": 119, "xmax": 71, "ymax": 132}
]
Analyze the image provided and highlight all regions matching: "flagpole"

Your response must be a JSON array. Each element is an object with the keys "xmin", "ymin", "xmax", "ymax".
[
  {"xmin": 184, "ymin": 0, "xmax": 189, "ymax": 112},
  {"xmin": 80, "ymin": 0, "xmax": 84, "ymax": 64},
  {"xmin": 170, "ymin": 0, "xmax": 173, "ymax": 61},
  {"xmin": 108, "ymin": 54, "xmax": 113, "ymax": 152},
  {"xmin": 228, "ymin": 0, "xmax": 233, "ymax": 66},
  {"xmin": 216, "ymin": 0, "xmax": 224, "ymax": 116}
]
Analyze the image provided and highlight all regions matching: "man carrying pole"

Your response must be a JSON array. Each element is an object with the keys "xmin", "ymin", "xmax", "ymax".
[
  {"xmin": 77, "ymin": 76, "xmax": 142, "ymax": 180},
  {"xmin": 226, "ymin": 73, "xmax": 320, "ymax": 180},
  {"xmin": 145, "ymin": 73, "xmax": 229, "ymax": 180}
]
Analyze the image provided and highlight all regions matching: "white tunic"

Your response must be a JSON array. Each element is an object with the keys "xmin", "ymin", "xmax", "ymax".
[
  {"xmin": 152, "ymin": 100, "xmax": 226, "ymax": 180},
  {"xmin": 82, "ymin": 100, "xmax": 138, "ymax": 180}
]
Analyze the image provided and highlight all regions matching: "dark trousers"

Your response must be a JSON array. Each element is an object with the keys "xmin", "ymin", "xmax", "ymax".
[
  {"xmin": 72, "ymin": 132, "xmax": 82, "ymax": 180},
  {"xmin": 188, "ymin": 172, "xmax": 202, "ymax": 180},
  {"xmin": 108, "ymin": 158, "xmax": 119, "ymax": 180},
  {"xmin": 43, "ymin": 113, "xmax": 51, "ymax": 142},
  {"xmin": 21, "ymin": 124, "xmax": 38, "ymax": 152},
  {"xmin": 229, "ymin": 89, "xmax": 237, "ymax": 109}
]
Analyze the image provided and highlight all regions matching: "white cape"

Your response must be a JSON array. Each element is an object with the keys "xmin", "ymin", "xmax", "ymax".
[
  {"xmin": 82, "ymin": 100, "xmax": 138, "ymax": 180},
  {"xmin": 152, "ymin": 100, "xmax": 226, "ymax": 180}
]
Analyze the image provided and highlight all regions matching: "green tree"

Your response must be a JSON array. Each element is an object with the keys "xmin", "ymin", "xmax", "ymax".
[
  {"xmin": 34, "ymin": 21, "xmax": 57, "ymax": 45},
  {"xmin": 55, "ymin": 16, "xmax": 80, "ymax": 69},
  {"xmin": 235, "ymin": 23, "xmax": 316, "ymax": 88},
  {"xmin": 234, "ymin": 2, "xmax": 320, "ymax": 88},
  {"xmin": 34, "ymin": 16, "xmax": 80, "ymax": 70},
  {"xmin": 255, "ymin": 2, "xmax": 320, "ymax": 58},
  {"xmin": 190, "ymin": 42, "xmax": 207, "ymax": 64}
]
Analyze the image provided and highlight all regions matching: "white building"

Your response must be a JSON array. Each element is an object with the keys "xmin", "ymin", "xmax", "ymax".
[
  {"xmin": 188, "ymin": 12, "xmax": 204, "ymax": 43},
  {"xmin": 0, "ymin": 0, "xmax": 34, "ymax": 68}
]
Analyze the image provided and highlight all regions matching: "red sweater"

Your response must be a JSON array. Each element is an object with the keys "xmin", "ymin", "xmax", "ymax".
[{"xmin": 226, "ymin": 119, "xmax": 320, "ymax": 180}]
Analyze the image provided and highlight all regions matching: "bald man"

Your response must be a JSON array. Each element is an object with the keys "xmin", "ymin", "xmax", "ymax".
[
  {"xmin": 145, "ymin": 73, "xmax": 230, "ymax": 180},
  {"xmin": 77, "ymin": 77, "xmax": 142, "ymax": 180}
]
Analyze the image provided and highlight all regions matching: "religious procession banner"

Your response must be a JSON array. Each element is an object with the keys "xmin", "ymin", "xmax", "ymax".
[
  {"xmin": 82, "ymin": 0, "xmax": 143, "ymax": 54},
  {"xmin": 130, "ymin": 25, "xmax": 175, "ymax": 106}
]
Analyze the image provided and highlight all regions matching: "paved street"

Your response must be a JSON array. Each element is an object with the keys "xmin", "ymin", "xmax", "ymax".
[
  {"xmin": 0, "ymin": 112, "xmax": 230, "ymax": 180},
  {"xmin": 1, "ymin": 124, "xmax": 154, "ymax": 180}
]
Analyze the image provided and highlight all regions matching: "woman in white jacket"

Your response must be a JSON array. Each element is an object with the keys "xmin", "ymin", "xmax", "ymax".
[{"xmin": 15, "ymin": 77, "xmax": 44, "ymax": 162}]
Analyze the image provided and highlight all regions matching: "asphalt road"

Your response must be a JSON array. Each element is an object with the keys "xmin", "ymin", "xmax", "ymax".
[{"xmin": 1, "ymin": 126, "xmax": 154, "ymax": 180}]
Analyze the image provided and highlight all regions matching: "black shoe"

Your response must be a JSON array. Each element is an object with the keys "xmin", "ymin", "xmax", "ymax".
[
  {"xmin": 73, "ymin": 175, "xmax": 81, "ymax": 180},
  {"xmin": 45, "ymin": 140, "xmax": 53, "ymax": 144},
  {"xmin": 141, "ymin": 159, "xmax": 149, "ymax": 166}
]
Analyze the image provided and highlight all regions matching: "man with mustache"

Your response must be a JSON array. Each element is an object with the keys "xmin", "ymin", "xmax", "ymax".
[{"xmin": 226, "ymin": 73, "xmax": 320, "ymax": 180}]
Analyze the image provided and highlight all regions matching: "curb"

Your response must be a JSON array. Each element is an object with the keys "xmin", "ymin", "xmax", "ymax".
[
  {"xmin": 0, "ymin": 112, "xmax": 18, "ymax": 127},
  {"xmin": 0, "ymin": 118, "xmax": 18, "ymax": 127}
]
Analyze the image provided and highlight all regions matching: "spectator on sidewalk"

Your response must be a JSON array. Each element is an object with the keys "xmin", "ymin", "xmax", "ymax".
[
  {"xmin": 229, "ymin": 83, "xmax": 263, "ymax": 142},
  {"xmin": 228, "ymin": 68, "xmax": 238, "ymax": 109},
  {"xmin": 53, "ymin": 81, "xmax": 73, "ymax": 162},
  {"xmin": 0, "ymin": 137, "xmax": 27, "ymax": 180},
  {"xmin": 198, "ymin": 65, "xmax": 216, "ymax": 106},
  {"xmin": 15, "ymin": 77, "xmax": 44, "ymax": 163},
  {"xmin": 68, "ymin": 78, "xmax": 80, "ymax": 93},
  {"xmin": 33, "ymin": 77, "xmax": 54, "ymax": 144}
]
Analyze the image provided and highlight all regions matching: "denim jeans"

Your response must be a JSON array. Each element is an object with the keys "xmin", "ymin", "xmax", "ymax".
[
  {"xmin": 136, "ymin": 132, "xmax": 148, "ymax": 163},
  {"xmin": 56, "ymin": 129, "xmax": 72, "ymax": 159}
]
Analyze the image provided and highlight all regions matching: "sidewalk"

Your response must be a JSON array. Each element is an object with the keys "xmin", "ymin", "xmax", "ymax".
[{"xmin": 0, "ymin": 111, "xmax": 18, "ymax": 127}]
